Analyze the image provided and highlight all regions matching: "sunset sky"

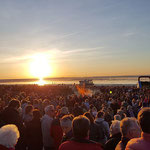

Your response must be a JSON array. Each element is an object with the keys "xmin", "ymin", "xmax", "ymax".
[{"xmin": 0, "ymin": 0, "xmax": 150, "ymax": 79}]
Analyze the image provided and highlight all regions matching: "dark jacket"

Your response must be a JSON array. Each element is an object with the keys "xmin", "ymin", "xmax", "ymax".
[
  {"xmin": 61, "ymin": 130, "xmax": 73, "ymax": 143},
  {"xmin": 0, "ymin": 107, "xmax": 25, "ymax": 150},
  {"xmin": 89, "ymin": 123, "xmax": 100, "ymax": 142},
  {"xmin": 73, "ymin": 107, "xmax": 83, "ymax": 117},
  {"xmin": 105, "ymin": 132, "xmax": 121, "ymax": 150},
  {"xmin": 25, "ymin": 118, "xmax": 43, "ymax": 150},
  {"xmin": 115, "ymin": 137, "xmax": 130, "ymax": 150},
  {"xmin": 0, "ymin": 106, "xmax": 24, "ymax": 132},
  {"xmin": 95, "ymin": 118, "xmax": 110, "ymax": 144},
  {"xmin": 110, "ymin": 103, "xmax": 120, "ymax": 115},
  {"xmin": 59, "ymin": 138, "xmax": 103, "ymax": 150}
]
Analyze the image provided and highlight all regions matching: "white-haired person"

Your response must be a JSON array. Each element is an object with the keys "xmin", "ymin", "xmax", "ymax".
[
  {"xmin": 115, "ymin": 117, "xmax": 141, "ymax": 150},
  {"xmin": 0, "ymin": 124, "xmax": 20, "ymax": 150},
  {"xmin": 126, "ymin": 107, "xmax": 150, "ymax": 150},
  {"xmin": 41, "ymin": 105, "xmax": 55, "ymax": 150},
  {"xmin": 60, "ymin": 114, "xmax": 73, "ymax": 143},
  {"xmin": 105, "ymin": 120, "xmax": 121, "ymax": 150}
]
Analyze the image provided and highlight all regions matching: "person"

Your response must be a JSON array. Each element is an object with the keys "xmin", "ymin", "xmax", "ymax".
[
  {"xmin": 84, "ymin": 99, "xmax": 90, "ymax": 110},
  {"xmin": 91, "ymin": 106, "xmax": 98, "ymax": 118},
  {"xmin": 21, "ymin": 100, "xmax": 28, "ymax": 118},
  {"xmin": 23, "ymin": 105, "xmax": 33, "ymax": 125},
  {"xmin": 59, "ymin": 115, "xmax": 103, "ymax": 150},
  {"xmin": 60, "ymin": 115, "xmax": 73, "ymax": 143},
  {"xmin": 95, "ymin": 111, "xmax": 110, "ymax": 144},
  {"xmin": 115, "ymin": 117, "xmax": 141, "ymax": 150},
  {"xmin": 126, "ymin": 105, "xmax": 135, "ymax": 117},
  {"xmin": 126, "ymin": 107, "xmax": 150, "ymax": 150},
  {"xmin": 73, "ymin": 103, "xmax": 83, "ymax": 117},
  {"xmin": 114, "ymin": 115, "xmax": 121, "ymax": 121},
  {"xmin": 25, "ymin": 109, "xmax": 43, "ymax": 150},
  {"xmin": 50, "ymin": 107, "xmax": 69, "ymax": 150},
  {"xmin": 117, "ymin": 110, "xmax": 126, "ymax": 120},
  {"xmin": 84, "ymin": 112, "xmax": 100, "ymax": 142},
  {"xmin": 105, "ymin": 120, "xmax": 121, "ymax": 150},
  {"xmin": 110, "ymin": 99, "xmax": 120, "ymax": 115},
  {"xmin": 0, "ymin": 99, "xmax": 25, "ymax": 150},
  {"xmin": 41, "ymin": 105, "xmax": 55, "ymax": 150},
  {"xmin": 0, "ymin": 124, "xmax": 20, "ymax": 150},
  {"xmin": 42, "ymin": 99, "xmax": 50, "ymax": 115}
]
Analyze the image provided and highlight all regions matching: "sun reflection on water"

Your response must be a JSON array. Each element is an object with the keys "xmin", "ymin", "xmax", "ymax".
[{"xmin": 36, "ymin": 78, "xmax": 47, "ymax": 86}]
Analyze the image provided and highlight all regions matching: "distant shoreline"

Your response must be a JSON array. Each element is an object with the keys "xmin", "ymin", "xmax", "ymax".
[
  {"xmin": 1, "ymin": 75, "xmax": 148, "ymax": 86},
  {"xmin": 1, "ymin": 74, "xmax": 150, "ymax": 81},
  {"xmin": 0, "ymin": 75, "xmax": 141, "ymax": 82}
]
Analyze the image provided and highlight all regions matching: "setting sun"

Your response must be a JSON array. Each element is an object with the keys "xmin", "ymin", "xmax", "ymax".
[{"xmin": 30, "ymin": 53, "xmax": 52, "ymax": 79}]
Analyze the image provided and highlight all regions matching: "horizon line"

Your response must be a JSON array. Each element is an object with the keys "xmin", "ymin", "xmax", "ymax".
[{"xmin": 0, "ymin": 74, "xmax": 150, "ymax": 81}]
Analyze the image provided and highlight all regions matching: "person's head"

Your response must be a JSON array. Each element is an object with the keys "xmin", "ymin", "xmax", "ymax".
[
  {"xmin": 114, "ymin": 114, "xmax": 121, "ymax": 121},
  {"xmin": 25, "ymin": 105, "xmax": 33, "ymax": 115},
  {"xmin": 127, "ymin": 105, "xmax": 132, "ymax": 111},
  {"xmin": 42, "ymin": 99, "xmax": 50, "ymax": 109},
  {"xmin": 44, "ymin": 105, "xmax": 55, "ymax": 117},
  {"xmin": 60, "ymin": 107, "xmax": 69, "ymax": 115},
  {"xmin": 72, "ymin": 115, "xmax": 90, "ymax": 139},
  {"xmin": 96, "ymin": 111, "xmax": 104, "ymax": 119},
  {"xmin": 85, "ymin": 99, "xmax": 89, "ymax": 103},
  {"xmin": 21, "ymin": 100, "xmax": 28, "ymax": 105},
  {"xmin": 0, "ymin": 124, "xmax": 20, "ymax": 148},
  {"xmin": 110, "ymin": 120, "xmax": 120, "ymax": 137},
  {"xmin": 33, "ymin": 99, "xmax": 39, "ymax": 105},
  {"xmin": 74, "ymin": 103, "xmax": 79, "ymax": 108},
  {"xmin": 83, "ymin": 112, "xmax": 94, "ymax": 124},
  {"xmin": 60, "ymin": 115, "xmax": 72, "ymax": 134},
  {"xmin": 138, "ymin": 107, "xmax": 150, "ymax": 134},
  {"xmin": 92, "ymin": 106, "xmax": 97, "ymax": 112},
  {"xmin": 8, "ymin": 99, "xmax": 20, "ymax": 110},
  {"xmin": 33, "ymin": 109, "xmax": 41, "ymax": 119},
  {"xmin": 120, "ymin": 117, "xmax": 141, "ymax": 139},
  {"xmin": 117, "ymin": 109, "xmax": 126, "ymax": 119}
]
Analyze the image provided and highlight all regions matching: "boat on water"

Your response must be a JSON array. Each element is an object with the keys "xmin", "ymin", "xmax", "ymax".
[
  {"xmin": 79, "ymin": 79, "xmax": 94, "ymax": 86},
  {"xmin": 137, "ymin": 76, "xmax": 150, "ymax": 88}
]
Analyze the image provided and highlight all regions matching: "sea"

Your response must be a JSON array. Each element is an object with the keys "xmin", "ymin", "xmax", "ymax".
[{"xmin": 0, "ymin": 76, "xmax": 142, "ymax": 86}]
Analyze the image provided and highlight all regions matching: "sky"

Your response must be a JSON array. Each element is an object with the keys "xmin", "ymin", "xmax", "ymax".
[{"xmin": 0, "ymin": 0, "xmax": 150, "ymax": 79}]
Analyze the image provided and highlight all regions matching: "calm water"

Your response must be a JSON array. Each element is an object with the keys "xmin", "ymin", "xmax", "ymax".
[{"xmin": 0, "ymin": 76, "xmax": 139, "ymax": 86}]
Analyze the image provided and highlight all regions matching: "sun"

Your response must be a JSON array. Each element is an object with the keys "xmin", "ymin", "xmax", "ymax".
[{"xmin": 30, "ymin": 53, "xmax": 52, "ymax": 79}]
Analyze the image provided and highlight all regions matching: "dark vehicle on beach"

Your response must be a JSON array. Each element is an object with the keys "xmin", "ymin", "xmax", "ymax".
[{"xmin": 137, "ymin": 76, "xmax": 150, "ymax": 88}]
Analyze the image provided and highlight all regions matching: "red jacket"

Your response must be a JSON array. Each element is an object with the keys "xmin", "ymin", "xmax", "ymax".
[
  {"xmin": 126, "ymin": 132, "xmax": 150, "ymax": 150},
  {"xmin": 59, "ymin": 138, "xmax": 103, "ymax": 150},
  {"xmin": 50, "ymin": 118, "xmax": 63, "ymax": 150},
  {"xmin": 0, "ymin": 145, "xmax": 14, "ymax": 150}
]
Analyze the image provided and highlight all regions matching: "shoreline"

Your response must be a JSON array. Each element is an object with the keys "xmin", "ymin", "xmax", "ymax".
[{"xmin": 0, "ymin": 83, "xmax": 137, "ymax": 87}]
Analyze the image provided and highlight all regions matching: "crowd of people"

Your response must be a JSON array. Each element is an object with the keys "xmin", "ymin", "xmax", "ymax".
[{"xmin": 0, "ymin": 84, "xmax": 150, "ymax": 150}]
